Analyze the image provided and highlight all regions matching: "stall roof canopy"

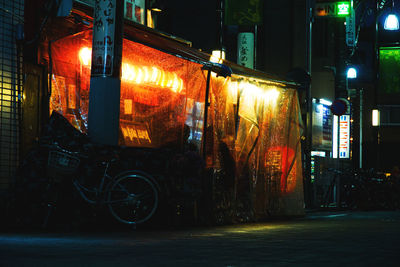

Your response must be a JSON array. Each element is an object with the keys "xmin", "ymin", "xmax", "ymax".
[
  {"xmin": 71, "ymin": 2, "xmax": 298, "ymax": 89},
  {"xmin": 124, "ymin": 22, "xmax": 298, "ymax": 89}
]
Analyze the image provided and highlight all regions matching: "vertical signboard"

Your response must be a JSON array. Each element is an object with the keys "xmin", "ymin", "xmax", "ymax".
[
  {"xmin": 124, "ymin": 0, "xmax": 145, "ymax": 24},
  {"xmin": 332, "ymin": 115, "xmax": 338, "ymax": 158},
  {"xmin": 339, "ymin": 115, "xmax": 350, "ymax": 158},
  {"xmin": 312, "ymin": 102, "xmax": 332, "ymax": 150},
  {"xmin": 237, "ymin": 32, "xmax": 254, "ymax": 69},
  {"xmin": 92, "ymin": 0, "xmax": 117, "ymax": 76},
  {"xmin": 346, "ymin": 10, "xmax": 356, "ymax": 47}
]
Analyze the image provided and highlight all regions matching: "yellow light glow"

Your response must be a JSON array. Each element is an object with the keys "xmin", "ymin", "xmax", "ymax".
[
  {"xmin": 142, "ymin": 66, "xmax": 150, "ymax": 84},
  {"xmin": 264, "ymin": 88, "xmax": 280, "ymax": 103},
  {"xmin": 150, "ymin": 67, "xmax": 160, "ymax": 83},
  {"xmin": 147, "ymin": 9, "xmax": 154, "ymax": 28},
  {"xmin": 135, "ymin": 67, "xmax": 143, "ymax": 84},
  {"xmin": 124, "ymin": 99, "xmax": 133, "ymax": 115},
  {"xmin": 372, "ymin": 109, "xmax": 380, "ymax": 126},
  {"xmin": 166, "ymin": 72, "xmax": 174, "ymax": 88},
  {"xmin": 79, "ymin": 47, "xmax": 92, "ymax": 66},
  {"xmin": 160, "ymin": 71, "xmax": 167, "ymax": 87},
  {"xmin": 228, "ymin": 81, "xmax": 238, "ymax": 104},
  {"xmin": 171, "ymin": 73, "xmax": 181, "ymax": 93},
  {"xmin": 210, "ymin": 50, "xmax": 225, "ymax": 64},
  {"xmin": 79, "ymin": 47, "xmax": 184, "ymax": 93},
  {"xmin": 239, "ymin": 81, "xmax": 280, "ymax": 105}
]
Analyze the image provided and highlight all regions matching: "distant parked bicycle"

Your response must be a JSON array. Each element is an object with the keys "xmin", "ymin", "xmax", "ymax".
[{"xmin": 43, "ymin": 142, "xmax": 160, "ymax": 227}]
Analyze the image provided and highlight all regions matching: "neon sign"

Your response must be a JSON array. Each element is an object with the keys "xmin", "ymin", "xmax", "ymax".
[{"xmin": 315, "ymin": 2, "xmax": 351, "ymax": 17}]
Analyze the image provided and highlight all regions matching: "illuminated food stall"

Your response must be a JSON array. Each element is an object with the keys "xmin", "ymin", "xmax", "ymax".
[{"xmin": 49, "ymin": 27, "xmax": 304, "ymax": 221}]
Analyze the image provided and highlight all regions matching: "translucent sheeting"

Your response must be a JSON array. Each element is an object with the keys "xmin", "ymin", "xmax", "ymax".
[
  {"xmin": 50, "ymin": 30, "xmax": 205, "ymax": 150},
  {"xmin": 50, "ymin": 30, "xmax": 304, "ymax": 218},
  {"xmin": 208, "ymin": 75, "xmax": 305, "ymax": 217}
]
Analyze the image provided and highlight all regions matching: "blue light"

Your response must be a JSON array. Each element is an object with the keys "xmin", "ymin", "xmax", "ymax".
[
  {"xmin": 384, "ymin": 14, "xmax": 400, "ymax": 30},
  {"xmin": 347, "ymin": 67, "xmax": 357, "ymax": 79}
]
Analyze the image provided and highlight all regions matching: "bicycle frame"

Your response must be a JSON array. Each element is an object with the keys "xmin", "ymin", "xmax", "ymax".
[
  {"xmin": 72, "ymin": 161, "xmax": 115, "ymax": 205},
  {"xmin": 73, "ymin": 160, "xmax": 139, "ymax": 206}
]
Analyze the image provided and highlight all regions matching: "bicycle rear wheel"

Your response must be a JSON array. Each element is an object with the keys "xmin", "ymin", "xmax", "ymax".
[{"xmin": 107, "ymin": 171, "xmax": 159, "ymax": 225}]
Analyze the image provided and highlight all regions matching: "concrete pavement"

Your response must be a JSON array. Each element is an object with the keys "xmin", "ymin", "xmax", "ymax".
[{"xmin": 0, "ymin": 210, "xmax": 399, "ymax": 266}]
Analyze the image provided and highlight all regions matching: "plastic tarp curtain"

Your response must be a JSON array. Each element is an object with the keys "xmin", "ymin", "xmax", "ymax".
[
  {"xmin": 208, "ymin": 75, "xmax": 304, "ymax": 217},
  {"xmin": 50, "ymin": 30, "xmax": 205, "ymax": 150},
  {"xmin": 50, "ymin": 30, "xmax": 304, "ymax": 217}
]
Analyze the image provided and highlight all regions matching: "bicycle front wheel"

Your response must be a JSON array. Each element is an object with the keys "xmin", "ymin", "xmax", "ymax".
[{"xmin": 107, "ymin": 171, "xmax": 159, "ymax": 225}]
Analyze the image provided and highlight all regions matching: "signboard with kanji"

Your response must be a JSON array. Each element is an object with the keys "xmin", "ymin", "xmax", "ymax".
[
  {"xmin": 339, "ymin": 115, "xmax": 350, "ymax": 158},
  {"xmin": 92, "ymin": 0, "xmax": 117, "ymax": 76},
  {"xmin": 237, "ymin": 32, "xmax": 254, "ymax": 69},
  {"xmin": 315, "ymin": 2, "xmax": 351, "ymax": 17},
  {"xmin": 346, "ymin": 12, "xmax": 356, "ymax": 46}
]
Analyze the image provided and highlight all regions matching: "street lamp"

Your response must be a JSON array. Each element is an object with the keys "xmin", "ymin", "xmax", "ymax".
[
  {"xmin": 384, "ymin": 13, "xmax": 400, "ymax": 30},
  {"xmin": 346, "ymin": 67, "xmax": 357, "ymax": 79},
  {"xmin": 383, "ymin": 0, "xmax": 399, "ymax": 30}
]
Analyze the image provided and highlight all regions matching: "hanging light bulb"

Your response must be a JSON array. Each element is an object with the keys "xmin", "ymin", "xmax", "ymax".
[{"xmin": 384, "ymin": 13, "xmax": 400, "ymax": 30}]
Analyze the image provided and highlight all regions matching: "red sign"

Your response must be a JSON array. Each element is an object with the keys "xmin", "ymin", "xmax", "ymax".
[{"xmin": 330, "ymin": 98, "xmax": 349, "ymax": 116}]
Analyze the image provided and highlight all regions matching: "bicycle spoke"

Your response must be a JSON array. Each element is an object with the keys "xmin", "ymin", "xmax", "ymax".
[{"xmin": 107, "ymin": 173, "xmax": 158, "ymax": 225}]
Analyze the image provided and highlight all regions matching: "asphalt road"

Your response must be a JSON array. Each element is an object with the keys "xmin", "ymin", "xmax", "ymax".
[{"xmin": 1, "ymin": 210, "xmax": 399, "ymax": 266}]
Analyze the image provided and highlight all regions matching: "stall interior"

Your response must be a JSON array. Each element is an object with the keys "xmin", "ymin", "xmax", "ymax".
[
  {"xmin": 50, "ymin": 30, "xmax": 205, "ymax": 150},
  {"xmin": 50, "ymin": 30, "xmax": 304, "ymax": 220}
]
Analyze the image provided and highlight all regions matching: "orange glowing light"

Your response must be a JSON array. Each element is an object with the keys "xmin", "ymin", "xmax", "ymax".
[
  {"xmin": 79, "ymin": 47, "xmax": 92, "ymax": 66},
  {"xmin": 78, "ymin": 47, "xmax": 184, "ymax": 93}
]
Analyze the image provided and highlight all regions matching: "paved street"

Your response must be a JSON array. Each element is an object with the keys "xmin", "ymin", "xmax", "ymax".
[{"xmin": 1, "ymin": 210, "xmax": 399, "ymax": 266}]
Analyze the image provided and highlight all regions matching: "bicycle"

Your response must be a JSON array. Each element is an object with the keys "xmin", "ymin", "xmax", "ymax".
[{"xmin": 44, "ymin": 143, "xmax": 160, "ymax": 227}]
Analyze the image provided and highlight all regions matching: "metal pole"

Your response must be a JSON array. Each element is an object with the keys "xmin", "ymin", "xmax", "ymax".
[
  {"xmin": 359, "ymin": 89, "xmax": 363, "ymax": 169},
  {"xmin": 305, "ymin": 0, "xmax": 313, "ymax": 207},
  {"xmin": 254, "ymin": 25, "xmax": 257, "ymax": 69},
  {"xmin": 88, "ymin": 0, "xmax": 124, "ymax": 145},
  {"xmin": 202, "ymin": 69, "xmax": 212, "ymax": 161}
]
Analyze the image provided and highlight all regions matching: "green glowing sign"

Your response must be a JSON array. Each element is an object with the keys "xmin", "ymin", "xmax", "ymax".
[
  {"xmin": 379, "ymin": 47, "xmax": 400, "ymax": 94},
  {"xmin": 315, "ymin": 2, "xmax": 351, "ymax": 17},
  {"xmin": 337, "ymin": 2, "xmax": 350, "ymax": 16}
]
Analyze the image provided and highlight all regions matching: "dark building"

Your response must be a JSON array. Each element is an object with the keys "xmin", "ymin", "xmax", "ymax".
[{"xmin": 0, "ymin": 0, "xmax": 399, "ymax": 207}]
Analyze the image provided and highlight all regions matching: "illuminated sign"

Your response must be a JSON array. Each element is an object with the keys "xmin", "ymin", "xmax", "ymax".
[
  {"xmin": 315, "ymin": 2, "xmax": 351, "ymax": 17},
  {"xmin": 121, "ymin": 124, "xmax": 152, "ymax": 145},
  {"xmin": 339, "ymin": 115, "xmax": 350, "ymax": 158},
  {"xmin": 337, "ymin": 2, "xmax": 350, "ymax": 15},
  {"xmin": 311, "ymin": 151, "xmax": 326, "ymax": 157}
]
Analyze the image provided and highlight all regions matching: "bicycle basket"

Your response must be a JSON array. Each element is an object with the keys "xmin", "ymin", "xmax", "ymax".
[{"xmin": 47, "ymin": 150, "xmax": 80, "ymax": 179}]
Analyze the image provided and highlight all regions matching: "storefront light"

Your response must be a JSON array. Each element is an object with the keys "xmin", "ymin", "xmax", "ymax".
[
  {"xmin": 239, "ymin": 81, "xmax": 279, "ymax": 105},
  {"xmin": 319, "ymin": 98, "xmax": 332, "ymax": 106},
  {"xmin": 372, "ymin": 109, "xmax": 380, "ymax": 126}
]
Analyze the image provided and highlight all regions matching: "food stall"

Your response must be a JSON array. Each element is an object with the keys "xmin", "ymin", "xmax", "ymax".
[{"xmin": 48, "ymin": 23, "xmax": 304, "ymax": 223}]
